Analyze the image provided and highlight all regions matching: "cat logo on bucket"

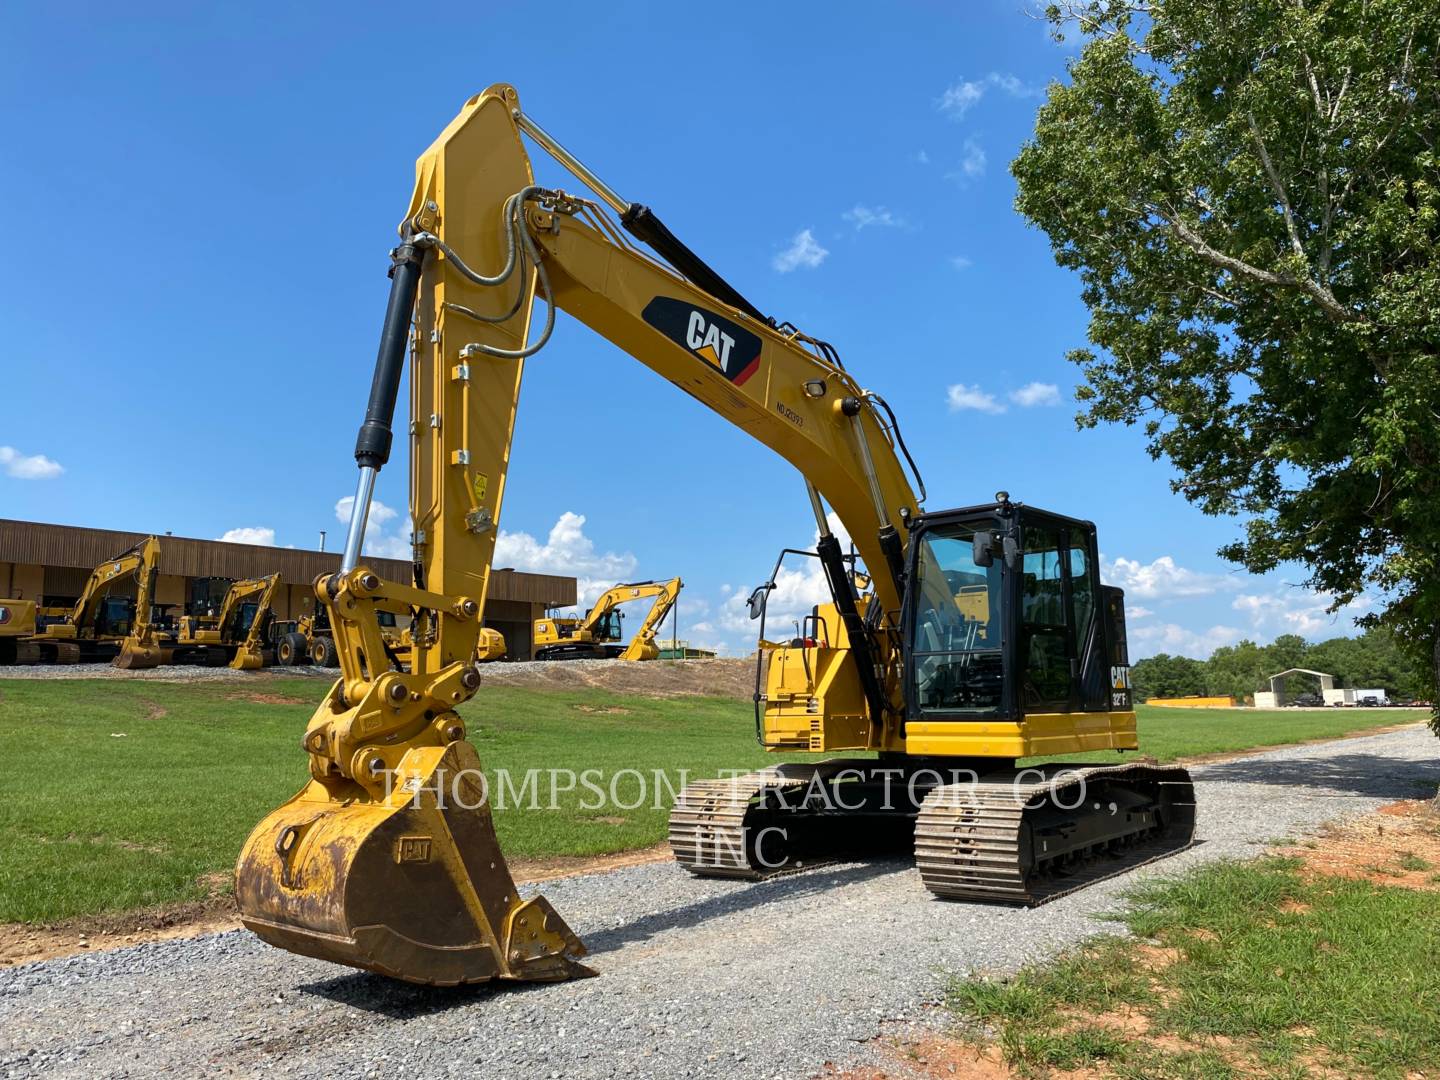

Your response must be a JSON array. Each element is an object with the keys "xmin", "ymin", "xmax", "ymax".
[
  {"xmin": 641, "ymin": 297, "xmax": 763, "ymax": 385},
  {"xmin": 396, "ymin": 836, "xmax": 432, "ymax": 863}
]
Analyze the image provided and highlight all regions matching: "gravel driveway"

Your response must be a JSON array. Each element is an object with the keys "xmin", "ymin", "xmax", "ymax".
[{"xmin": 2, "ymin": 726, "xmax": 1435, "ymax": 1080}]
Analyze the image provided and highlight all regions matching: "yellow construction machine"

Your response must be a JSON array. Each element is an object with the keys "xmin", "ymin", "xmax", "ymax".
[
  {"xmin": 533, "ymin": 577, "xmax": 682, "ymax": 661},
  {"xmin": 174, "ymin": 573, "xmax": 282, "ymax": 669},
  {"xmin": 235, "ymin": 86, "xmax": 1193, "ymax": 987},
  {"xmin": 0, "ymin": 598, "xmax": 37, "ymax": 666},
  {"xmin": 10, "ymin": 537, "xmax": 167, "ymax": 668}
]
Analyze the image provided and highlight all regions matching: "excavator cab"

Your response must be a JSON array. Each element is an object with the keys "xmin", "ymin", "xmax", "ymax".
[
  {"xmin": 903, "ymin": 498, "xmax": 1131, "ymax": 727},
  {"xmin": 592, "ymin": 609, "xmax": 623, "ymax": 643}
]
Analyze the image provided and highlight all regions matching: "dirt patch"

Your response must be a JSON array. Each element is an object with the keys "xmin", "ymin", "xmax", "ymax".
[
  {"xmin": 225, "ymin": 691, "xmax": 309, "ymax": 705},
  {"xmin": 0, "ymin": 895, "xmax": 236, "ymax": 969},
  {"xmin": 1278, "ymin": 799, "xmax": 1440, "ymax": 890},
  {"xmin": 0, "ymin": 843, "xmax": 675, "ymax": 968},
  {"xmin": 823, "ymin": 1030, "xmax": 1102, "ymax": 1079},
  {"xmin": 573, "ymin": 703, "xmax": 631, "ymax": 715},
  {"xmin": 140, "ymin": 700, "xmax": 168, "ymax": 720},
  {"xmin": 478, "ymin": 658, "xmax": 755, "ymax": 700}
]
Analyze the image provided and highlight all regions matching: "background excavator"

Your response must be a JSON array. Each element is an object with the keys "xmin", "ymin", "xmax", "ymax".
[
  {"xmin": 0, "ymin": 599, "xmax": 36, "ymax": 666},
  {"xmin": 174, "ymin": 573, "xmax": 281, "ymax": 669},
  {"xmin": 234, "ymin": 86, "xmax": 1194, "ymax": 988},
  {"xmin": 533, "ymin": 577, "xmax": 683, "ymax": 660},
  {"xmin": 6, "ymin": 537, "xmax": 167, "ymax": 668}
]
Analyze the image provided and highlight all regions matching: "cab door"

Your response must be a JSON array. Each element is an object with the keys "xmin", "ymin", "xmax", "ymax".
[{"xmin": 1017, "ymin": 514, "xmax": 1107, "ymax": 714}]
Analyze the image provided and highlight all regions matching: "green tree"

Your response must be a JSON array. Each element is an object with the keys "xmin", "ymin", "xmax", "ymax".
[
  {"xmin": 1132, "ymin": 652, "xmax": 1208, "ymax": 698},
  {"xmin": 1206, "ymin": 638, "xmax": 1274, "ymax": 700},
  {"xmin": 1014, "ymin": 1, "xmax": 1440, "ymax": 723}
]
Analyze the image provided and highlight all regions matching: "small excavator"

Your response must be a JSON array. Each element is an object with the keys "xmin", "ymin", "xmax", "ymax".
[
  {"xmin": 8, "ymin": 537, "xmax": 167, "ymax": 668},
  {"xmin": 235, "ymin": 86, "xmax": 1194, "ymax": 987},
  {"xmin": 533, "ymin": 577, "xmax": 683, "ymax": 660},
  {"xmin": 174, "ymin": 573, "xmax": 281, "ymax": 669}
]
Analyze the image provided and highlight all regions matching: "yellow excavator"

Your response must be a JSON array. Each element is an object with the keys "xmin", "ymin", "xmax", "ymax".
[
  {"xmin": 174, "ymin": 573, "xmax": 281, "ymax": 669},
  {"xmin": 10, "ymin": 537, "xmax": 167, "ymax": 668},
  {"xmin": 533, "ymin": 577, "xmax": 683, "ymax": 661},
  {"xmin": 235, "ymin": 86, "xmax": 1193, "ymax": 987},
  {"xmin": 0, "ymin": 599, "xmax": 37, "ymax": 666}
]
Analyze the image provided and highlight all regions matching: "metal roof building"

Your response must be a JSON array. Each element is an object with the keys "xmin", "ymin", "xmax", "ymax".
[{"xmin": 0, "ymin": 519, "xmax": 576, "ymax": 661}]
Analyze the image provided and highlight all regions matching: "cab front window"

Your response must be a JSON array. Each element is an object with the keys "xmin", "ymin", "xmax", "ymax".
[{"xmin": 909, "ymin": 523, "xmax": 1004, "ymax": 716}]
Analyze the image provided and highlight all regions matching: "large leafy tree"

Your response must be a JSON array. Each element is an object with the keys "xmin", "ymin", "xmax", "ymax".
[{"xmin": 1014, "ymin": 1, "xmax": 1440, "ymax": 712}]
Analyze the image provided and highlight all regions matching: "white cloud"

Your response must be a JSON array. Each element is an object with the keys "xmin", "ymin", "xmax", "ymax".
[
  {"xmin": 334, "ymin": 496, "xmax": 398, "ymax": 527},
  {"xmin": 1232, "ymin": 590, "xmax": 1373, "ymax": 639},
  {"xmin": 333, "ymin": 496, "xmax": 410, "ymax": 559},
  {"xmin": 217, "ymin": 527, "xmax": 276, "ymax": 546},
  {"xmin": 842, "ymin": 205, "xmax": 906, "ymax": 231},
  {"xmin": 772, "ymin": 229, "xmax": 829, "ymax": 272},
  {"xmin": 1009, "ymin": 381, "xmax": 1062, "ymax": 407},
  {"xmin": 959, "ymin": 138, "xmax": 987, "ymax": 178},
  {"xmin": 1130, "ymin": 621, "xmax": 1244, "ymax": 659},
  {"xmin": 0, "ymin": 446, "xmax": 64, "ymax": 480},
  {"xmin": 495, "ymin": 511, "xmax": 638, "ymax": 607},
  {"xmin": 915, "ymin": 149, "xmax": 930, "ymax": 165},
  {"xmin": 937, "ymin": 72, "xmax": 1043, "ymax": 119},
  {"xmin": 1126, "ymin": 605, "xmax": 1154, "ymax": 620},
  {"xmin": 1101, "ymin": 555, "xmax": 1232, "ymax": 599},
  {"xmin": 946, "ymin": 383, "xmax": 1006, "ymax": 414},
  {"xmin": 938, "ymin": 80, "xmax": 986, "ymax": 118},
  {"xmin": 949, "ymin": 255, "xmax": 973, "ymax": 270}
]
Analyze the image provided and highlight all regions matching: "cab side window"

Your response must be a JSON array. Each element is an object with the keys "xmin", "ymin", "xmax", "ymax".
[{"xmin": 1021, "ymin": 525, "xmax": 1070, "ymax": 709}]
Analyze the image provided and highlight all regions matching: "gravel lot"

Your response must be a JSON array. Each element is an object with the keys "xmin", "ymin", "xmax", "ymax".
[{"xmin": 1, "ymin": 726, "xmax": 1434, "ymax": 1080}]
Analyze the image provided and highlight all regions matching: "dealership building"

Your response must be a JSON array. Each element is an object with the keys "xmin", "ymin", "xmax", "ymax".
[{"xmin": 0, "ymin": 519, "xmax": 576, "ymax": 661}]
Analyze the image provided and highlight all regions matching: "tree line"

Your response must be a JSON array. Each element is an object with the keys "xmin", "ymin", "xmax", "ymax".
[{"xmin": 1131, "ymin": 629, "xmax": 1425, "ymax": 703}]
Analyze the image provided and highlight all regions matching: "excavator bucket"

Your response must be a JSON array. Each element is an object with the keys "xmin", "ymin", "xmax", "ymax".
[
  {"xmin": 235, "ymin": 737, "xmax": 590, "ymax": 986},
  {"xmin": 228, "ymin": 644, "xmax": 265, "ymax": 671},
  {"xmin": 113, "ymin": 638, "xmax": 165, "ymax": 669}
]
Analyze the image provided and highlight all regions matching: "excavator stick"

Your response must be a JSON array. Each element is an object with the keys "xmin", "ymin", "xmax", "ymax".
[{"xmin": 236, "ymin": 739, "xmax": 588, "ymax": 985}]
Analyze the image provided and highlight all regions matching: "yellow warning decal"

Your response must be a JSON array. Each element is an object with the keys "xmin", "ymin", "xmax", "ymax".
[{"xmin": 473, "ymin": 472, "xmax": 488, "ymax": 504}]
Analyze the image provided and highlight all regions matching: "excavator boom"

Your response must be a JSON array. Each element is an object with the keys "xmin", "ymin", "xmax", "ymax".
[{"xmin": 236, "ymin": 86, "xmax": 1191, "ymax": 988}]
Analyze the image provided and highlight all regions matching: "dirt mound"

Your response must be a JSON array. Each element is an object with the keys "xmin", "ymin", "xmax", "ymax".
[{"xmin": 476, "ymin": 657, "xmax": 755, "ymax": 700}]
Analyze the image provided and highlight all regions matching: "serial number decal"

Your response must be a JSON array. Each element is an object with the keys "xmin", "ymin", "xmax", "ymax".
[{"xmin": 775, "ymin": 401, "xmax": 804, "ymax": 427}]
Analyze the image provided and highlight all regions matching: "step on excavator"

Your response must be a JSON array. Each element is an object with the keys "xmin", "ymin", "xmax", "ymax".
[
  {"xmin": 533, "ymin": 577, "xmax": 683, "ymax": 661},
  {"xmin": 235, "ymin": 86, "xmax": 1195, "ymax": 987},
  {"xmin": 6, "ymin": 537, "xmax": 168, "ymax": 668}
]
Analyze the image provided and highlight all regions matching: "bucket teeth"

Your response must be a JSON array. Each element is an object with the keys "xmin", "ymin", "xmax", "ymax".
[{"xmin": 235, "ymin": 739, "xmax": 589, "ymax": 986}]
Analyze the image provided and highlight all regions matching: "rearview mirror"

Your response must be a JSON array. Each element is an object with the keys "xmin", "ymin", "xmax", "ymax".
[
  {"xmin": 746, "ymin": 584, "xmax": 772, "ymax": 621},
  {"xmin": 1003, "ymin": 536, "xmax": 1020, "ymax": 570},
  {"xmin": 972, "ymin": 531, "xmax": 995, "ymax": 568}
]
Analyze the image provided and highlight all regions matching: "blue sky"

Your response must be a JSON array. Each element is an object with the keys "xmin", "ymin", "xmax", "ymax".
[{"xmin": 0, "ymin": 1, "xmax": 1370, "ymax": 657}]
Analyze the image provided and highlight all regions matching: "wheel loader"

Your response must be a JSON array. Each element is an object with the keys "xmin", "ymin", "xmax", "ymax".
[
  {"xmin": 533, "ymin": 577, "xmax": 682, "ymax": 660},
  {"xmin": 234, "ymin": 86, "xmax": 1194, "ymax": 987}
]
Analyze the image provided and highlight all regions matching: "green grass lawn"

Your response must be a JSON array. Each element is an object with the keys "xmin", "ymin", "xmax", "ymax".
[
  {"xmin": 0, "ymin": 677, "xmax": 786, "ymax": 922},
  {"xmin": 950, "ymin": 855, "xmax": 1440, "ymax": 1078},
  {"xmin": 0, "ymin": 680, "xmax": 1423, "ymax": 923},
  {"xmin": 1026, "ymin": 703, "xmax": 1424, "ymax": 766}
]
